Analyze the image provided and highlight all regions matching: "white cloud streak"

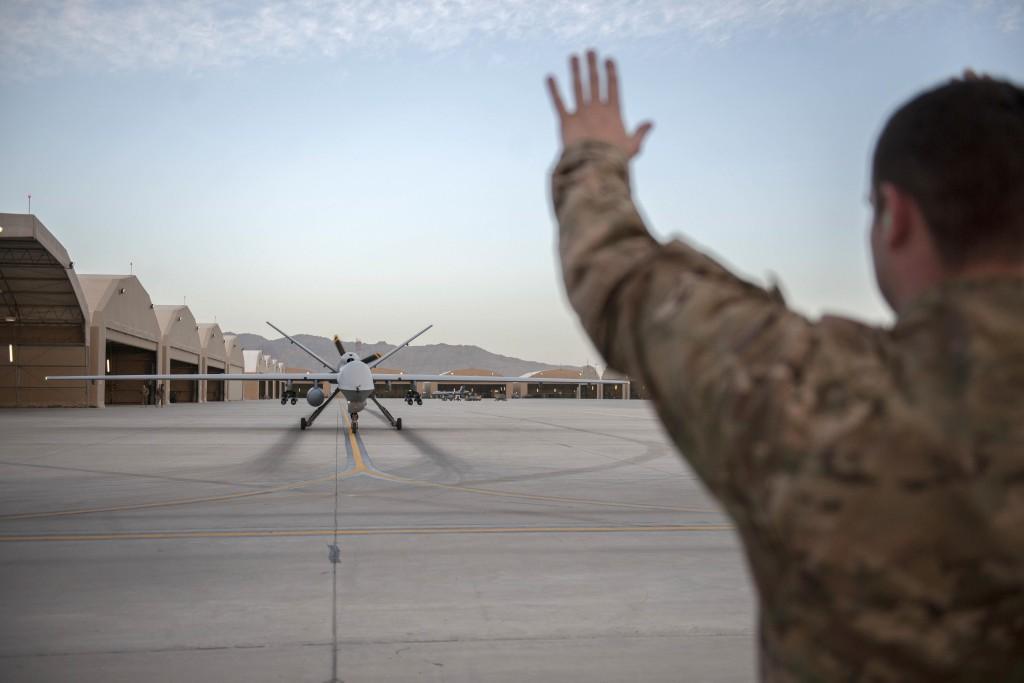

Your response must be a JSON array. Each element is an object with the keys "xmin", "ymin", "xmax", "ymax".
[{"xmin": 0, "ymin": 0, "xmax": 1017, "ymax": 76}]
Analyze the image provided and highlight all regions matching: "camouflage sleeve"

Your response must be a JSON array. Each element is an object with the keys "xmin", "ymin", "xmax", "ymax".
[{"xmin": 552, "ymin": 140, "xmax": 876, "ymax": 511}]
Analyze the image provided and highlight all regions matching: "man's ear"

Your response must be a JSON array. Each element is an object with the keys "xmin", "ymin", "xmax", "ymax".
[{"xmin": 877, "ymin": 182, "xmax": 913, "ymax": 249}]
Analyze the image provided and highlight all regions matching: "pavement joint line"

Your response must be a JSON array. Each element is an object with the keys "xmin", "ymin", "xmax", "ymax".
[
  {"xmin": 0, "ymin": 524, "xmax": 734, "ymax": 542},
  {"xmin": 0, "ymin": 470, "xmax": 360, "ymax": 522},
  {"xmin": 349, "ymin": 421, "xmax": 712, "ymax": 513},
  {"xmin": 0, "ymin": 629, "xmax": 755, "ymax": 659},
  {"xmin": 0, "ymin": 408, "xmax": 709, "ymax": 521},
  {"xmin": 363, "ymin": 470, "xmax": 710, "ymax": 512}
]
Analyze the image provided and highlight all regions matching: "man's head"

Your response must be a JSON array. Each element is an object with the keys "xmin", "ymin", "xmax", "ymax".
[{"xmin": 869, "ymin": 75, "xmax": 1024, "ymax": 312}]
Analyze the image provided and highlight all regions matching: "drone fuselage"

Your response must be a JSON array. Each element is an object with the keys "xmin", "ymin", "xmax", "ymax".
[{"xmin": 337, "ymin": 360, "xmax": 374, "ymax": 414}]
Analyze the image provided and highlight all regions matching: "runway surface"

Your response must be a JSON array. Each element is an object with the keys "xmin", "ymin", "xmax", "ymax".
[{"xmin": 0, "ymin": 399, "xmax": 756, "ymax": 682}]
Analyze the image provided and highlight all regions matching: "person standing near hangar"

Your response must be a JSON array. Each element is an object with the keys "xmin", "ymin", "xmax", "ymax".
[{"xmin": 546, "ymin": 52, "xmax": 1024, "ymax": 680}]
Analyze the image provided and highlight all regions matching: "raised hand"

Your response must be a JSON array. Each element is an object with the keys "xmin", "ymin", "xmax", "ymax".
[{"xmin": 546, "ymin": 50, "xmax": 653, "ymax": 159}]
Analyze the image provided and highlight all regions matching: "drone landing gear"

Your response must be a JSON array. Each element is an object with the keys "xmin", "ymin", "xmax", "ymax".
[
  {"xmin": 370, "ymin": 396, "xmax": 403, "ymax": 431},
  {"xmin": 350, "ymin": 412, "xmax": 359, "ymax": 434},
  {"xmin": 299, "ymin": 388, "xmax": 339, "ymax": 431}
]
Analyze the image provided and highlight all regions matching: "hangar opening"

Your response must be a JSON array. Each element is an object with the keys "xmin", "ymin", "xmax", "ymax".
[
  {"xmin": 436, "ymin": 369, "xmax": 507, "ymax": 399},
  {"xmin": 602, "ymin": 383, "xmax": 625, "ymax": 399},
  {"xmin": 0, "ymin": 214, "xmax": 89, "ymax": 407},
  {"xmin": 524, "ymin": 369, "xmax": 590, "ymax": 399},
  {"xmin": 526, "ymin": 383, "xmax": 579, "ymax": 398},
  {"xmin": 205, "ymin": 366, "xmax": 224, "ymax": 402},
  {"xmin": 169, "ymin": 359, "xmax": 199, "ymax": 403},
  {"xmin": 373, "ymin": 380, "xmax": 411, "ymax": 398},
  {"xmin": 601, "ymin": 369, "xmax": 631, "ymax": 399},
  {"xmin": 372, "ymin": 367, "xmax": 410, "ymax": 398},
  {"xmin": 104, "ymin": 340, "xmax": 157, "ymax": 405},
  {"xmin": 437, "ymin": 382, "xmax": 507, "ymax": 398}
]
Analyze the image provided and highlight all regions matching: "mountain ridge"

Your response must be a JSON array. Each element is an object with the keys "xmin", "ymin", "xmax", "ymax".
[{"xmin": 228, "ymin": 332, "xmax": 594, "ymax": 377}]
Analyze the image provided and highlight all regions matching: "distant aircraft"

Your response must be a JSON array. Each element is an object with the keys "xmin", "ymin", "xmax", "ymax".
[
  {"xmin": 435, "ymin": 385, "xmax": 468, "ymax": 401},
  {"xmin": 47, "ymin": 323, "xmax": 622, "ymax": 433}
]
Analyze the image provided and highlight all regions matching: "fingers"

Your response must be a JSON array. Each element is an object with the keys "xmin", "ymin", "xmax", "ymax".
[
  {"xmin": 630, "ymin": 121, "xmax": 654, "ymax": 157},
  {"xmin": 605, "ymin": 58, "xmax": 619, "ymax": 109},
  {"xmin": 570, "ymin": 54, "xmax": 584, "ymax": 110},
  {"xmin": 587, "ymin": 50, "xmax": 600, "ymax": 103},
  {"xmin": 958, "ymin": 68, "xmax": 991, "ymax": 81},
  {"xmin": 546, "ymin": 76, "xmax": 568, "ymax": 120}
]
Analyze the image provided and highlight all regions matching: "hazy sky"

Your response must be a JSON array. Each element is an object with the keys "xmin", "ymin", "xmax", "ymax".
[{"xmin": 1, "ymin": 1, "xmax": 1021, "ymax": 366}]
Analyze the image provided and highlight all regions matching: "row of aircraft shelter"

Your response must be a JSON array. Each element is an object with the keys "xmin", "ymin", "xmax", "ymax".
[{"xmin": 0, "ymin": 214, "xmax": 636, "ymax": 408}]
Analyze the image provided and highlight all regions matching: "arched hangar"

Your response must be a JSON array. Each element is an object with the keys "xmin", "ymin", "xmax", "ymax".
[
  {"xmin": 198, "ymin": 323, "xmax": 226, "ymax": 402},
  {"xmin": 0, "ymin": 213, "xmax": 89, "ymax": 407},
  {"xmin": 79, "ymin": 274, "xmax": 162, "ymax": 406},
  {"xmin": 223, "ymin": 334, "xmax": 245, "ymax": 401},
  {"xmin": 155, "ymin": 305, "xmax": 202, "ymax": 404}
]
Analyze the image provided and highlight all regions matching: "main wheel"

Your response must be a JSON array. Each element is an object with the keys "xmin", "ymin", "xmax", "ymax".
[
  {"xmin": 281, "ymin": 397, "xmax": 286, "ymax": 405},
  {"xmin": 300, "ymin": 417, "xmax": 307, "ymax": 430},
  {"xmin": 290, "ymin": 397, "xmax": 297, "ymax": 405},
  {"xmin": 396, "ymin": 417, "xmax": 402, "ymax": 431}
]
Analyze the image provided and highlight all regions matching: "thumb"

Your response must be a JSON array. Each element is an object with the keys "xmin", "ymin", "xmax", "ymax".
[{"xmin": 630, "ymin": 121, "xmax": 654, "ymax": 157}]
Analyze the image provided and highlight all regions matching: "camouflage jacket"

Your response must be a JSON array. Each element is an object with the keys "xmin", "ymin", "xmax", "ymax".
[{"xmin": 552, "ymin": 140, "xmax": 1024, "ymax": 682}]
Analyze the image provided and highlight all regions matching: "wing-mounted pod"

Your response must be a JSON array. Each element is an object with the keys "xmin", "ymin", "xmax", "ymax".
[{"xmin": 306, "ymin": 386, "xmax": 325, "ymax": 407}]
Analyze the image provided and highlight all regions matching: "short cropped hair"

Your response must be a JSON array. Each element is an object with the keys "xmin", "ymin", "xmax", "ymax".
[{"xmin": 872, "ymin": 77, "xmax": 1024, "ymax": 266}]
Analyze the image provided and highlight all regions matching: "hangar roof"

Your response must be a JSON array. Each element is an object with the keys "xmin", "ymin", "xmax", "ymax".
[
  {"xmin": 197, "ymin": 323, "xmax": 226, "ymax": 362},
  {"xmin": 154, "ymin": 305, "xmax": 200, "ymax": 354},
  {"xmin": 78, "ymin": 274, "xmax": 160, "ymax": 344},
  {"xmin": 523, "ymin": 368, "xmax": 586, "ymax": 380},
  {"xmin": 0, "ymin": 213, "xmax": 87, "ymax": 328},
  {"xmin": 441, "ymin": 368, "xmax": 499, "ymax": 377},
  {"xmin": 223, "ymin": 334, "xmax": 244, "ymax": 368}
]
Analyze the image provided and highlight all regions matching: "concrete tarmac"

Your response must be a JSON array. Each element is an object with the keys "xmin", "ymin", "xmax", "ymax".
[{"xmin": 0, "ymin": 399, "xmax": 756, "ymax": 682}]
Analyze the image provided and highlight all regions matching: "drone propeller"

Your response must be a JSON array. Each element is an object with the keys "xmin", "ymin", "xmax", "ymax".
[
  {"xmin": 333, "ymin": 335, "xmax": 345, "ymax": 356},
  {"xmin": 361, "ymin": 352, "xmax": 382, "ymax": 364}
]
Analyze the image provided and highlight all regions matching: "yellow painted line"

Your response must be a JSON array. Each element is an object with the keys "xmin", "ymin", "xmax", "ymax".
[
  {"xmin": 0, "ymin": 524, "xmax": 733, "ymax": 543},
  {"xmin": 366, "ymin": 471, "xmax": 710, "ymax": 513},
  {"xmin": 343, "ymin": 413, "xmax": 367, "ymax": 473}
]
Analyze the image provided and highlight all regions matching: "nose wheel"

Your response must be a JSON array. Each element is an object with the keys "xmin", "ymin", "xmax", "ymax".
[{"xmin": 350, "ymin": 412, "xmax": 359, "ymax": 433}]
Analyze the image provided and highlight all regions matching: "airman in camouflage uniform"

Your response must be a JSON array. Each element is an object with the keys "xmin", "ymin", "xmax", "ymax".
[{"xmin": 547, "ymin": 52, "xmax": 1024, "ymax": 681}]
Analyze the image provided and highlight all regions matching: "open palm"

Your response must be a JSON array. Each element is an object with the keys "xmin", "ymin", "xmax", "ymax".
[{"xmin": 547, "ymin": 50, "xmax": 653, "ymax": 159}]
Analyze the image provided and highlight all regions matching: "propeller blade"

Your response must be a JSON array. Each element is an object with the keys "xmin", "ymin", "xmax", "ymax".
[
  {"xmin": 361, "ymin": 352, "xmax": 381, "ymax": 364},
  {"xmin": 333, "ymin": 335, "xmax": 345, "ymax": 356}
]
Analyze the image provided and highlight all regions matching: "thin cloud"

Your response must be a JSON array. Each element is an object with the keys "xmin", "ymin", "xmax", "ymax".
[{"xmin": 0, "ymin": 0, "xmax": 1017, "ymax": 76}]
